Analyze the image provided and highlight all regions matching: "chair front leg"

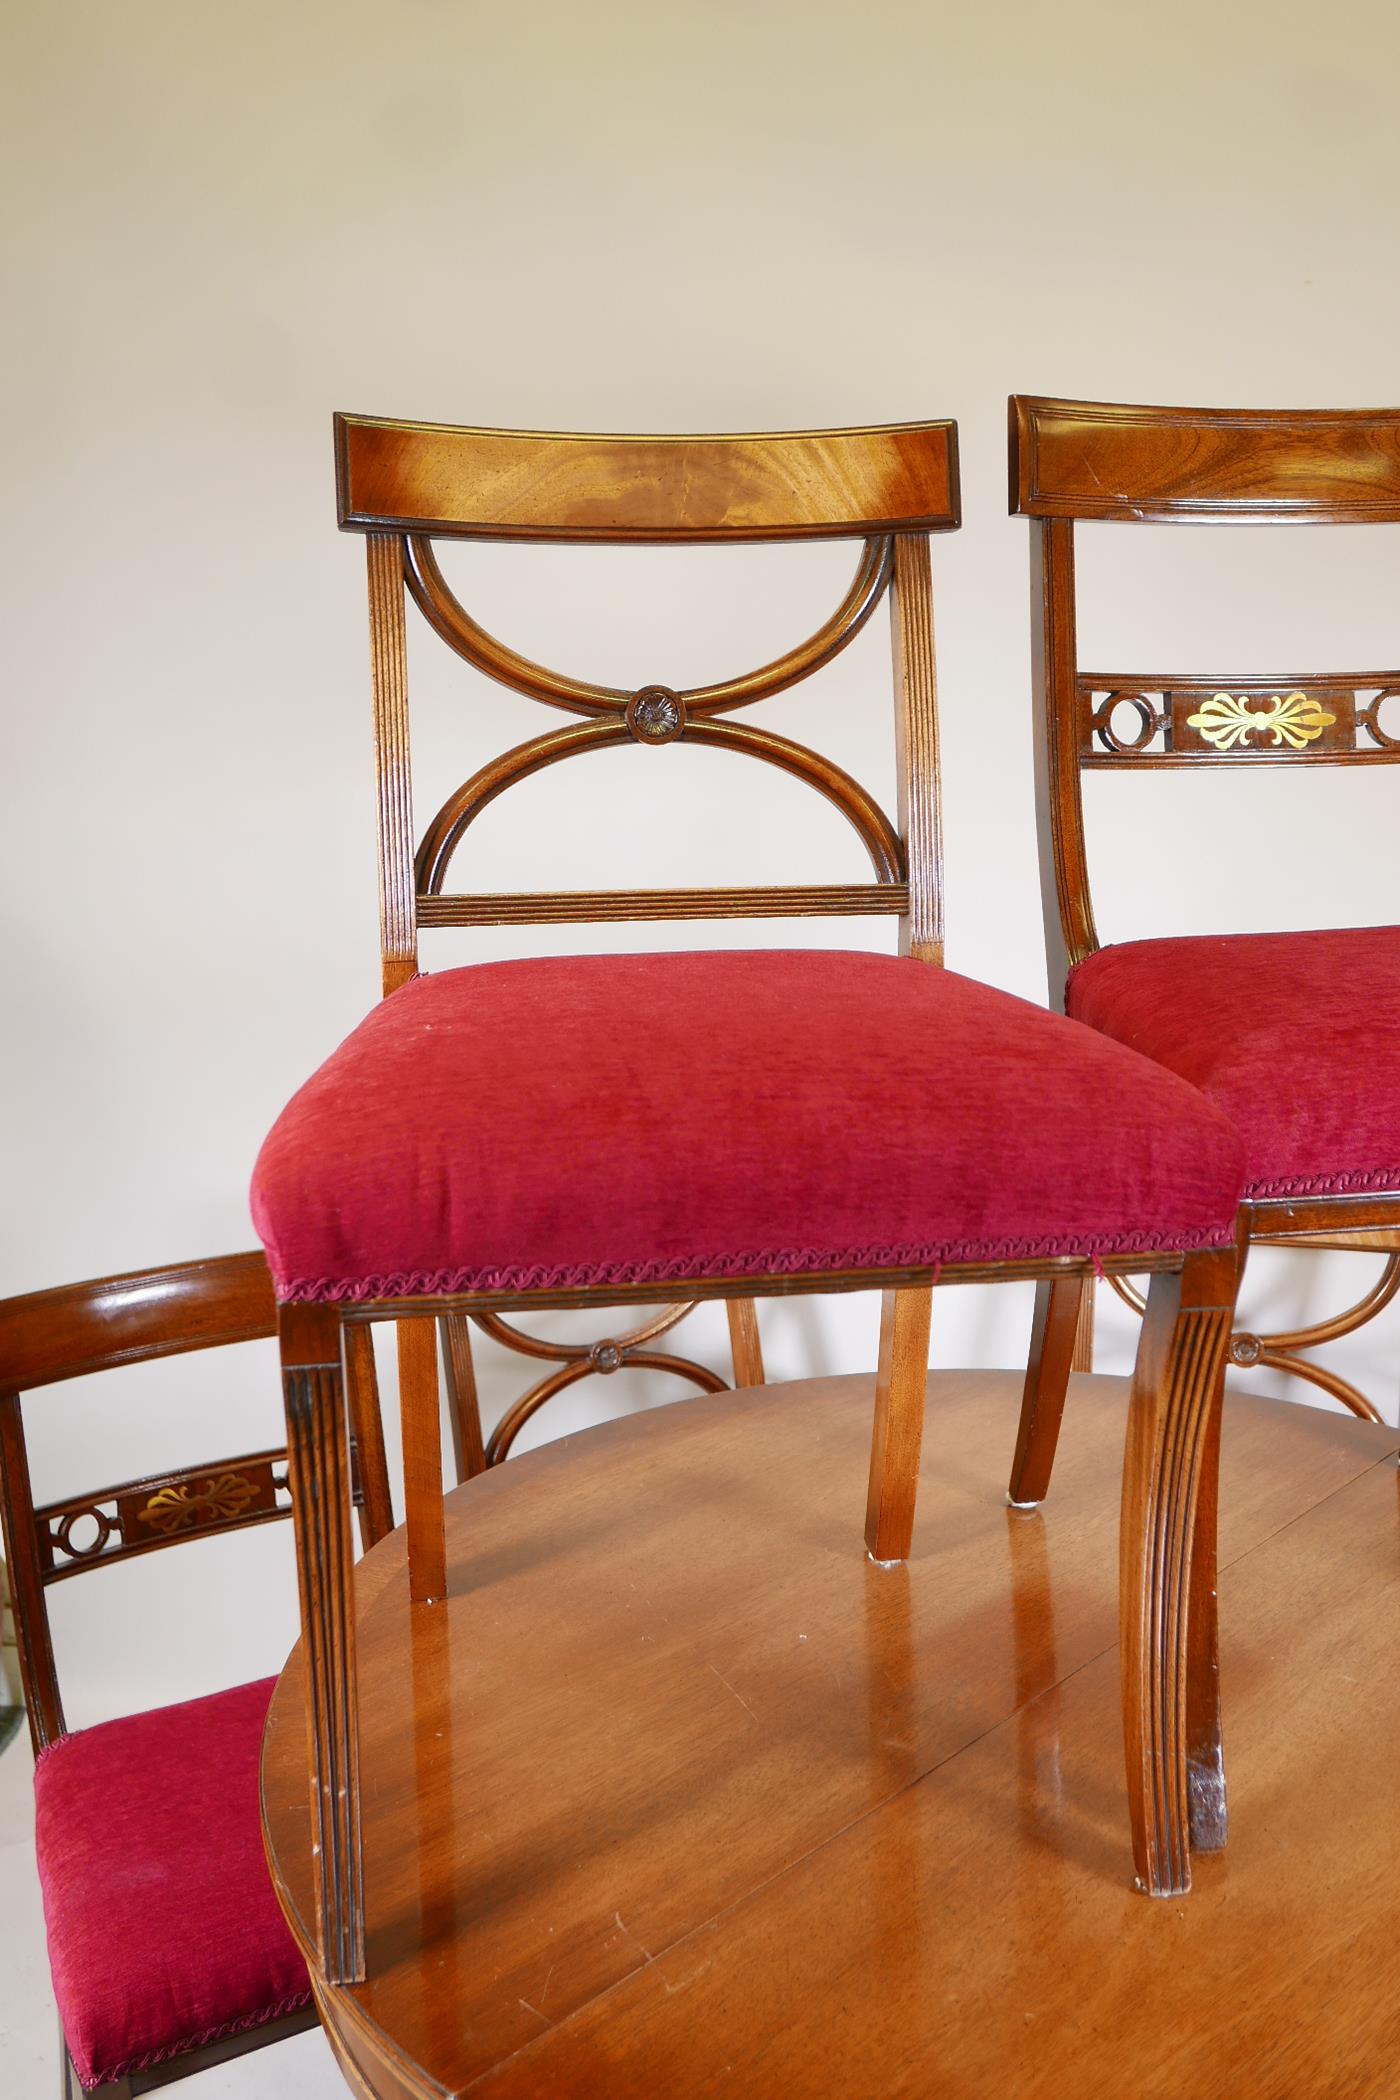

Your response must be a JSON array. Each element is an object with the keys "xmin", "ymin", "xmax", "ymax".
[
  {"xmin": 1007, "ymin": 1273, "xmax": 1087, "ymax": 1507},
  {"xmin": 1120, "ymin": 1246, "xmax": 1238, "ymax": 1896},
  {"xmin": 865, "ymin": 1285, "xmax": 934, "ymax": 1563},
  {"xmin": 280, "ymin": 1302, "xmax": 366, "ymax": 1984}
]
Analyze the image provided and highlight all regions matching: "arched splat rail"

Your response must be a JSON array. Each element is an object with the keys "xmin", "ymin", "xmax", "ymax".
[
  {"xmin": 413, "ymin": 694, "xmax": 904, "ymax": 901},
  {"xmin": 404, "ymin": 533, "xmax": 894, "ymax": 719}
]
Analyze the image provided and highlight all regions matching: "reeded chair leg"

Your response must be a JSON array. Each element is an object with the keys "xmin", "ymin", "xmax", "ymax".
[
  {"xmin": 1007, "ymin": 1273, "xmax": 1087, "ymax": 1507},
  {"xmin": 280, "ymin": 1303, "xmax": 365, "ymax": 1985},
  {"xmin": 1119, "ymin": 1246, "xmax": 1238, "ymax": 1897},
  {"xmin": 865, "ymin": 1285, "xmax": 934, "ymax": 1563}
]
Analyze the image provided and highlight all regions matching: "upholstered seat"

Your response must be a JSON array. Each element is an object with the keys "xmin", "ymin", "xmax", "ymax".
[
  {"xmin": 1068, "ymin": 927, "xmax": 1400, "ymax": 1202},
  {"xmin": 33, "ymin": 1678, "xmax": 309, "ymax": 2092},
  {"xmin": 251, "ymin": 949, "xmax": 1243, "ymax": 1303}
]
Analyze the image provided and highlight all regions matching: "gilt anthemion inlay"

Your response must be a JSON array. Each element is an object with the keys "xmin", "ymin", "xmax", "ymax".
[
  {"xmin": 1185, "ymin": 690, "xmax": 1338, "ymax": 751},
  {"xmin": 140, "ymin": 1470, "xmax": 262, "ymax": 1535}
]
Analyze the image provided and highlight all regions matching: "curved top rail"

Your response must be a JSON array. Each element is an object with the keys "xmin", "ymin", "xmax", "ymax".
[
  {"xmin": 0, "ymin": 1253, "xmax": 275, "ymax": 1393},
  {"xmin": 337, "ymin": 414, "xmax": 960, "ymax": 543},
  {"xmin": 1010, "ymin": 395, "xmax": 1400, "ymax": 524},
  {"xmin": 404, "ymin": 535, "xmax": 895, "ymax": 719}
]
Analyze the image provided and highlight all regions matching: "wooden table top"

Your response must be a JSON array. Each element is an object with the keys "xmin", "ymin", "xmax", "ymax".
[{"xmin": 261, "ymin": 1370, "xmax": 1400, "ymax": 2099}]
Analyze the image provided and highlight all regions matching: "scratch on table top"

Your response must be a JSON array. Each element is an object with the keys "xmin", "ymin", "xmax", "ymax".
[
  {"xmin": 615, "ymin": 1910, "xmax": 654, "ymax": 1961},
  {"xmin": 707, "ymin": 1661, "xmax": 758, "ymax": 1724},
  {"xmin": 663, "ymin": 1958, "xmax": 714, "ymax": 1997}
]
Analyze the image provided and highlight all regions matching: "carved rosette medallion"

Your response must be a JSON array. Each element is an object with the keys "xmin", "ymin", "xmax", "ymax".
[
  {"xmin": 625, "ymin": 685, "xmax": 686, "ymax": 745},
  {"xmin": 1186, "ymin": 690, "xmax": 1338, "ymax": 752},
  {"xmin": 140, "ymin": 1471, "xmax": 261, "ymax": 1536}
]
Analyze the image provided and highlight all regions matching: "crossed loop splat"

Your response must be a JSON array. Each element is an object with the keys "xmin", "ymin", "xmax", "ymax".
[{"xmin": 405, "ymin": 530, "xmax": 906, "ymax": 914}]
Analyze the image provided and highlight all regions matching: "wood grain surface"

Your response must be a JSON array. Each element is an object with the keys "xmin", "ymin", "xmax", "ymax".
[
  {"xmin": 1011, "ymin": 396, "xmax": 1400, "ymax": 523},
  {"xmin": 337, "ymin": 417, "xmax": 959, "ymax": 542},
  {"xmin": 261, "ymin": 1370, "xmax": 1400, "ymax": 2099}
]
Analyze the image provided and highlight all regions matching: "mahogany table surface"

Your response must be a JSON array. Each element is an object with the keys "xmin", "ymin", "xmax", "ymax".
[{"xmin": 260, "ymin": 1370, "xmax": 1400, "ymax": 2099}]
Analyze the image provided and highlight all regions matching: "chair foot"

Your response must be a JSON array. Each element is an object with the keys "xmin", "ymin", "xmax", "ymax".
[
  {"xmin": 864, "ymin": 1286, "xmax": 933, "ymax": 1563},
  {"xmin": 1188, "ymin": 1756, "xmax": 1228, "ymax": 1854},
  {"xmin": 1120, "ymin": 1246, "xmax": 1238, "ymax": 1898}
]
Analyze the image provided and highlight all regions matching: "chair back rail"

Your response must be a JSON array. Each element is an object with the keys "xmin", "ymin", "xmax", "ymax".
[
  {"xmin": 1009, "ymin": 395, "xmax": 1400, "ymax": 991},
  {"xmin": 0, "ymin": 1252, "xmax": 274, "ymax": 1392},
  {"xmin": 1011, "ymin": 397, "xmax": 1400, "ymax": 523},
  {"xmin": 0, "ymin": 1253, "xmax": 388, "ymax": 1753},
  {"xmin": 337, "ymin": 415, "xmax": 960, "ymax": 543}
]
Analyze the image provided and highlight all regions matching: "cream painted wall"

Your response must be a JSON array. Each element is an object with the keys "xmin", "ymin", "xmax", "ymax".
[{"xmin": 5, "ymin": 0, "xmax": 1400, "ymax": 1722}]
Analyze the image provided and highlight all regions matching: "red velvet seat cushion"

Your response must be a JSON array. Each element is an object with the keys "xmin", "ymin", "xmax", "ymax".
[
  {"xmin": 250, "ymin": 951, "xmax": 1242, "ymax": 1301},
  {"xmin": 34, "ymin": 1678, "xmax": 309, "ymax": 2091},
  {"xmin": 1068, "ymin": 927, "xmax": 1400, "ymax": 1201}
]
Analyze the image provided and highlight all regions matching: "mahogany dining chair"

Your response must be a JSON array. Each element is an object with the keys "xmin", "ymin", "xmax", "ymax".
[
  {"xmin": 0, "ymin": 1252, "xmax": 392, "ymax": 2097},
  {"xmin": 1005, "ymin": 395, "xmax": 1400, "ymax": 1510},
  {"xmin": 249, "ymin": 413, "xmax": 1247, "ymax": 1993}
]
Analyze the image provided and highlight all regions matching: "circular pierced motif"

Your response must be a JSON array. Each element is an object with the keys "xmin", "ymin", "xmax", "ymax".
[
  {"xmin": 57, "ymin": 1505, "xmax": 115, "ymax": 1559},
  {"xmin": 625, "ymin": 686, "xmax": 686, "ymax": 745},
  {"xmin": 1360, "ymin": 689, "xmax": 1400, "ymax": 750},
  {"xmin": 1094, "ymin": 692, "xmax": 1160, "ymax": 755}
]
